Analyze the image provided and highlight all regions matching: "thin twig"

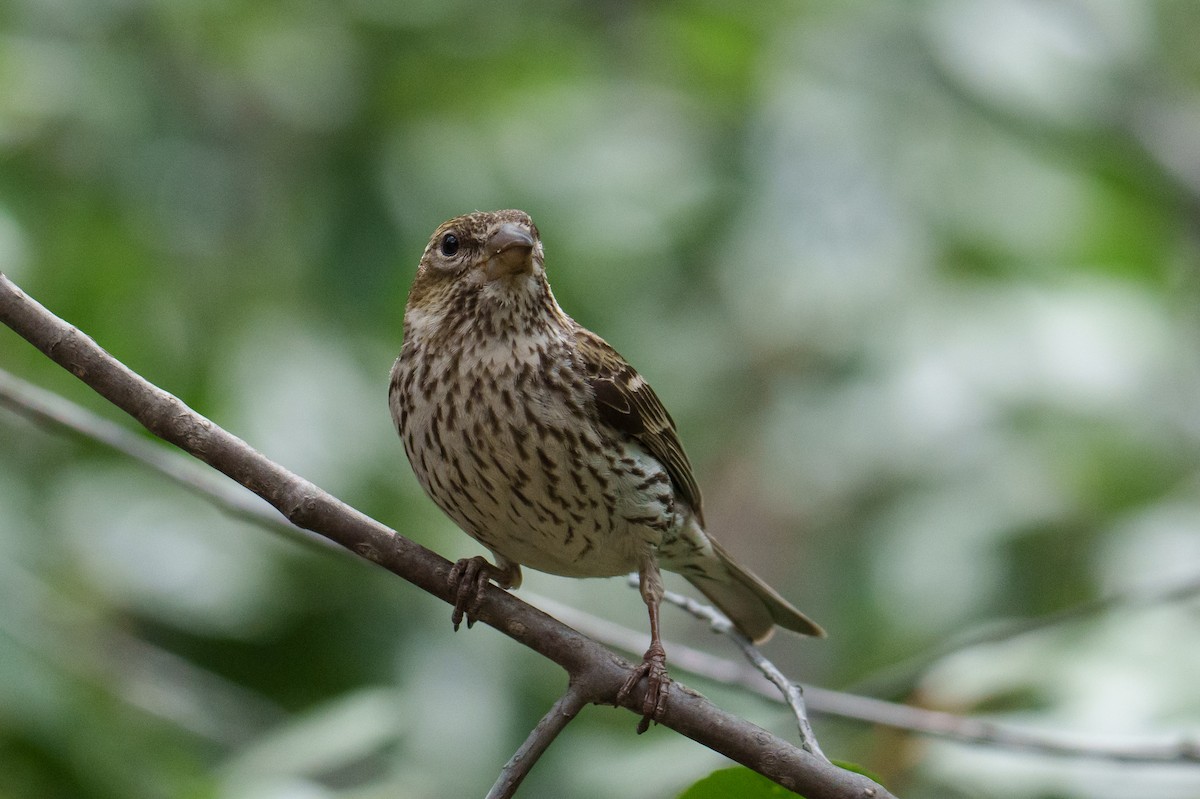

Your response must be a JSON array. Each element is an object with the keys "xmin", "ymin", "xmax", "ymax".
[
  {"xmin": 0, "ymin": 367, "xmax": 333, "ymax": 554},
  {"xmin": 729, "ymin": 631, "xmax": 827, "ymax": 761},
  {"xmin": 846, "ymin": 575, "xmax": 1200, "ymax": 700},
  {"xmin": 0, "ymin": 274, "xmax": 893, "ymax": 799},
  {"xmin": 486, "ymin": 684, "xmax": 589, "ymax": 799},
  {"xmin": 625, "ymin": 577, "xmax": 828, "ymax": 759}
]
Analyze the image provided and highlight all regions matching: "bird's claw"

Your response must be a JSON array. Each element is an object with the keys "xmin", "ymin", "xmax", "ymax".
[
  {"xmin": 448, "ymin": 556, "xmax": 491, "ymax": 631},
  {"xmin": 617, "ymin": 644, "xmax": 670, "ymax": 734}
]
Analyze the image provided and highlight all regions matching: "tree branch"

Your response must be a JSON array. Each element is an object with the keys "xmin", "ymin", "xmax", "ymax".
[
  {"xmin": 5, "ymin": 317, "xmax": 1198, "ymax": 768},
  {"xmin": 487, "ymin": 684, "xmax": 589, "ymax": 799},
  {"xmin": 0, "ymin": 273, "xmax": 893, "ymax": 799}
]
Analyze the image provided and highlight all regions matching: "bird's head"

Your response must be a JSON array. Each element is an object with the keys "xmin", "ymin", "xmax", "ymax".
[{"xmin": 407, "ymin": 209, "xmax": 545, "ymax": 309}]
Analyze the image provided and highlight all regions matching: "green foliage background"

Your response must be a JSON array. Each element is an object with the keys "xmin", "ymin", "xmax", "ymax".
[{"xmin": 2, "ymin": 2, "xmax": 1199, "ymax": 797}]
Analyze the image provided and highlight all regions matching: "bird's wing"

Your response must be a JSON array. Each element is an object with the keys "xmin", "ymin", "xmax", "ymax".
[{"xmin": 574, "ymin": 327, "xmax": 705, "ymax": 526}]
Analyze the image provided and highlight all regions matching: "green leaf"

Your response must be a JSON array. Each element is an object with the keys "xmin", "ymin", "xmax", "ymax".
[
  {"xmin": 676, "ymin": 766, "xmax": 806, "ymax": 799},
  {"xmin": 831, "ymin": 760, "xmax": 885, "ymax": 786}
]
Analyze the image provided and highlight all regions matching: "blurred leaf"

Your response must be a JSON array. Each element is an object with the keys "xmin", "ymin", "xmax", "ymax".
[
  {"xmin": 830, "ymin": 759, "xmax": 886, "ymax": 786},
  {"xmin": 676, "ymin": 766, "xmax": 805, "ymax": 799}
]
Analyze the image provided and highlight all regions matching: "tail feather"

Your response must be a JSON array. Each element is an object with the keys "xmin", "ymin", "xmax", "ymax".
[{"xmin": 684, "ymin": 537, "xmax": 825, "ymax": 644}]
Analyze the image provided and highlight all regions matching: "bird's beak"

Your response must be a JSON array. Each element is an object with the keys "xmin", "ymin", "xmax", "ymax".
[{"xmin": 484, "ymin": 223, "xmax": 536, "ymax": 281}]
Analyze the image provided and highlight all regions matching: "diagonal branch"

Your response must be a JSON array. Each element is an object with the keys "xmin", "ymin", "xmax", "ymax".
[
  {"xmin": 663, "ymin": 588, "xmax": 829, "ymax": 761},
  {"xmin": 487, "ymin": 684, "xmax": 589, "ymax": 799},
  {"xmin": 629, "ymin": 574, "xmax": 828, "ymax": 760},
  {"xmin": 0, "ymin": 273, "xmax": 894, "ymax": 799}
]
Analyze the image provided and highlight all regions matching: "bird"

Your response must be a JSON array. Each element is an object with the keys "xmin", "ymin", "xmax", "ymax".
[{"xmin": 389, "ymin": 209, "xmax": 823, "ymax": 730}]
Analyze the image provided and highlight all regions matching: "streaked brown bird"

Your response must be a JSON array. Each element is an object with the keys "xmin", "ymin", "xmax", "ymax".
[{"xmin": 389, "ymin": 209, "xmax": 823, "ymax": 729}]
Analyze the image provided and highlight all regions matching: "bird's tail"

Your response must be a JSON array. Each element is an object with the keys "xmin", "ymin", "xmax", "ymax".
[{"xmin": 682, "ymin": 537, "xmax": 825, "ymax": 644}]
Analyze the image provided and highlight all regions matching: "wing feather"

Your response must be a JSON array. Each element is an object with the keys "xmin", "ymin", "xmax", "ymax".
[{"xmin": 574, "ymin": 327, "xmax": 705, "ymax": 526}]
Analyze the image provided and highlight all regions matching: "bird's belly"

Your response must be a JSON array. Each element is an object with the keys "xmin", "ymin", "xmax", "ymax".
[
  {"xmin": 399, "ymin": 374, "xmax": 678, "ymax": 578},
  {"xmin": 493, "ymin": 524, "xmax": 640, "ymax": 578},
  {"xmin": 453, "ymin": 429, "xmax": 672, "ymax": 577}
]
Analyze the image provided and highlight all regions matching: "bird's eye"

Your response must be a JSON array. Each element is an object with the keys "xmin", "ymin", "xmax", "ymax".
[{"xmin": 440, "ymin": 233, "xmax": 460, "ymax": 257}]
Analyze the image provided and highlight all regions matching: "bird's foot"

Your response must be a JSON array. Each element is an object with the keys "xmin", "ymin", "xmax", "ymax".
[
  {"xmin": 448, "ymin": 556, "xmax": 494, "ymax": 631},
  {"xmin": 617, "ymin": 642, "xmax": 670, "ymax": 734}
]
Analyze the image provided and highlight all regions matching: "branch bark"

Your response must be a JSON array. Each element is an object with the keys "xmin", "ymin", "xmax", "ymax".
[{"xmin": 0, "ymin": 273, "xmax": 893, "ymax": 799}]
